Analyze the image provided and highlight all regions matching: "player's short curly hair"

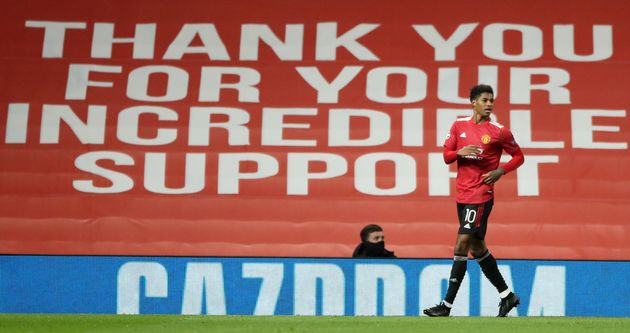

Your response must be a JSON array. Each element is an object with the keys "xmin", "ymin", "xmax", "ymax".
[
  {"xmin": 470, "ymin": 84, "xmax": 494, "ymax": 102},
  {"xmin": 360, "ymin": 224, "xmax": 383, "ymax": 242}
]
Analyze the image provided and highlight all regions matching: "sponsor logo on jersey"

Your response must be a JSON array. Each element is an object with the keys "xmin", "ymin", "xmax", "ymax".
[
  {"xmin": 463, "ymin": 147, "xmax": 483, "ymax": 160},
  {"xmin": 463, "ymin": 155, "xmax": 483, "ymax": 160}
]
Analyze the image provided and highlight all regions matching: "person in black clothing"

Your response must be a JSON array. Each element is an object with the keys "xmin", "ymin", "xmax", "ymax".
[{"xmin": 352, "ymin": 224, "xmax": 396, "ymax": 258}]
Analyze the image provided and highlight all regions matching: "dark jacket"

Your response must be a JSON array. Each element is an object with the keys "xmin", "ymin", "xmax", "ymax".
[{"xmin": 352, "ymin": 242, "xmax": 397, "ymax": 258}]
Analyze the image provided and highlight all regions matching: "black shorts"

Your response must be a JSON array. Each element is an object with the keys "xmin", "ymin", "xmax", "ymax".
[{"xmin": 456, "ymin": 199, "xmax": 494, "ymax": 240}]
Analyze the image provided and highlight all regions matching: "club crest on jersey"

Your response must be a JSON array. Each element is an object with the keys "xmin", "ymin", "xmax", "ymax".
[{"xmin": 481, "ymin": 134, "xmax": 491, "ymax": 144}]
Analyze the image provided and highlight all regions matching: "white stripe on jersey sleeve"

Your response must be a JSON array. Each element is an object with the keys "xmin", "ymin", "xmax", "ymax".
[{"xmin": 489, "ymin": 121, "xmax": 504, "ymax": 128}]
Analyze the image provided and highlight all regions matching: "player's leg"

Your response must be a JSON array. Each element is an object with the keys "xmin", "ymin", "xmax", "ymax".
[
  {"xmin": 471, "ymin": 238, "xmax": 510, "ymax": 296},
  {"xmin": 471, "ymin": 238, "xmax": 520, "ymax": 316},
  {"xmin": 424, "ymin": 203, "xmax": 475, "ymax": 317},
  {"xmin": 468, "ymin": 199, "xmax": 520, "ymax": 317},
  {"xmin": 423, "ymin": 233, "xmax": 471, "ymax": 316},
  {"xmin": 444, "ymin": 233, "xmax": 472, "ymax": 305}
]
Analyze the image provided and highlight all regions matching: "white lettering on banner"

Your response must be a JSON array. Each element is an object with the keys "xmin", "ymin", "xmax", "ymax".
[
  {"xmin": 11, "ymin": 103, "xmax": 627, "ymax": 196},
  {"xmin": 25, "ymin": 21, "xmax": 87, "ymax": 58},
  {"xmin": 126, "ymin": 66, "xmax": 188, "ymax": 101},
  {"xmin": 40, "ymin": 104, "xmax": 107, "ymax": 144},
  {"xmin": 217, "ymin": 153, "xmax": 279, "ymax": 194},
  {"xmin": 294, "ymin": 264, "xmax": 345, "ymax": 315},
  {"xmin": 554, "ymin": 25, "xmax": 613, "ymax": 62},
  {"xmin": 402, "ymin": 108, "xmax": 424, "ymax": 147},
  {"xmin": 483, "ymin": 24, "xmax": 543, "ymax": 61},
  {"xmin": 295, "ymin": 66, "xmax": 363, "ymax": 103},
  {"xmin": 504, "ymin": 155, "xmax": 560, "ymax": 196},
  {"xmin": 298, "ymin": 65, "xmax": 504, "ymax": 105},
  {"xmin": 69, "ymin": 64, "xmax": 260, "ymax": 103},
  {"xmin": 261, "ymin": 108, "xmax": 317, "ymax": 146},
  {"xmin": 571, "ymin": 109, "xmax": 628, "ymax": 149},
  {"xmin": 428, "ymin": 152, "xmax": 456, "ymax": 196},
  {"xmin": 113, "ymin": 261, "xmax": 568, "ymax": 316},
  {"xmin": 26, "ymin": 21, "xmax": 614, "ymax": 62},
  {"xmin": 510, "ymin": 68, "xmax": 571, "ymax": 104},
  {"xmin": 510, "ymin": 110, "xmax": 565, "ymax": 148},
  {"xmin": 242, "ymin": 263, "xmax": 284, "ymax": 315},
  {"xmin": 315, "ymin": 23, "xmax": 379, "ymax": 61},
  {"xmin": 199, "ymin": 67, "xmax": 261, "ymax": 102},
  {"xmin": 481, "ymin": 265, "xmax": 566, "ymax": 316},
  {"xmin": 366, "ymin": 67, "xmax": 427, "ymax": 103},
  {"xmin": 354, "ymin": 153, "xmax": 417, "ymax": 195},
  {"xmin": 7, "ymin": 104, "xmax": 495, "ymax": 148},
  {"xmin": 420, "ymin": 264, "xmax": 470, "ymax": 316},
  {"xmin": 5, "ymin": 104, "xmax": 29, "ymax": 144},
  {"xmin": 438, "ymin": 66, "xmax": 498, "ymax": 104},
  {"xmin": 117, "ymin": 262, "xmax": 168, "ymax": 314},
  {"xmin": 240, "ymin": 24, "xmax": 303, "ymax": 61},
  {"xmin": 163, "ymin": 24, "xmax": 230, "ymax": 60},
  {"xmin": 188, "ymin": 107, "xmax": 251, "ymax": 146},
  {"xmin": 73, "ymin": 151, "xmax": 135, "ymax": 193},
  {"xmin": 71, "ymin": 150, "xmax": 554, "ymax": 195},
  {"xmin": 412, "ymin": 23, "xmax": 478, "ymax": 61},
  {"xmin": 527, "ymin": 266, "xmax": 566, "ymax": 316},
  {"xmin": 65, "ymin": 64, "xmax": 122, "ymax": 100},
  {"xmin": 91, "ymin": 23, "xmax": 156, "ymax": 59},
  {"xmin": 287, "ymin": 153, "xmax": 348, "ymax": 195},
  {"xmin": 182, "ymin": 263, "xmax": 227, "ymax": 315},
  {"xmin": 117, "ymin": 106, "xmax": 178, "ymax": 145},
  {"xmin": 328, "ymin": 108, "xmax": 391, "ymax": 146},
  {"xmin": 355, "ymin": 264, "xmax": 406, "ymax": 316},
  {"xmin": 63, "ymin": 64, "xmax": 576, "ymax": 105},
  {"xmin": 145, "ymin": 153, "xmax": 206, "ymax": 194}
]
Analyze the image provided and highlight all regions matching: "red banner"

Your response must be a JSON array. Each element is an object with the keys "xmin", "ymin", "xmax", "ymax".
[{"xmin": 1, "ymin": 0, "xmax": 628, "ymax": 260}]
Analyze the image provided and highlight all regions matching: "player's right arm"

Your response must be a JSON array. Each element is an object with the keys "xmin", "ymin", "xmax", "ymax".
[
  {"xmin": 443, "ymin": 123, "xmax": 482, "ymax": 163},
  {"xmin": 443, "ymin": 123, "xmax": 459, "ymax": 164}
]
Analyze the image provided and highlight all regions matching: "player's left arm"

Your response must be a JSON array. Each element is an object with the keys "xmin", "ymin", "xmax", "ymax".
[{"xmin": 482, "ymin": 128, "xmax": 524, "ymax": 184}]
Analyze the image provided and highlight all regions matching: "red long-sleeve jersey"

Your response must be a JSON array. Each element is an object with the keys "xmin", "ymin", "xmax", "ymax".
[{"xmin": 443, "ymin": 116, "xmax": 524, "ymax": 204}]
